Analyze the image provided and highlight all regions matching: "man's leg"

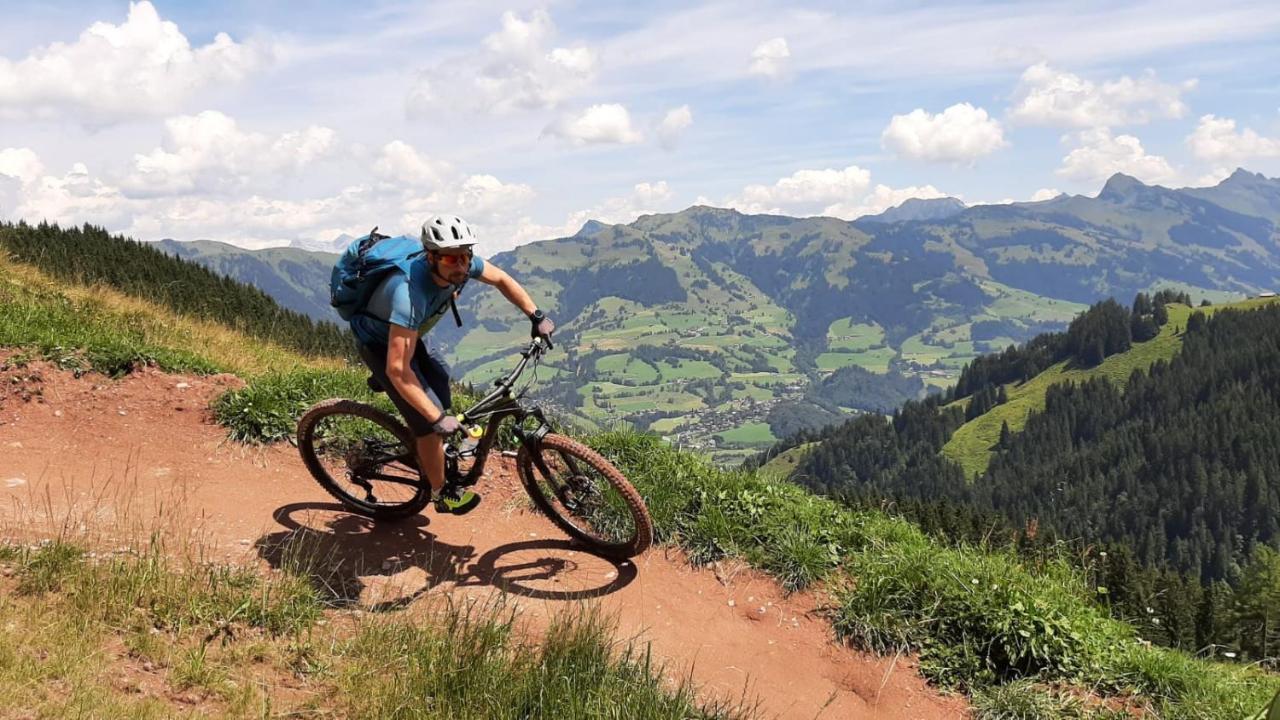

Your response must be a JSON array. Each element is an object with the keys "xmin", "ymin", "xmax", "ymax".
[
  {"xmin": 416, "ymin": 434, "xmax": 445, "ymax": 494},
  {"xmin": 410, "ymin": 341, "xmax": 451, "ymax": 493},
  {"xmin": 356, "ymin": 342, "xmax": 446, "ymax": 490},
  {"xmin": 417, "ymin": 340, "xmax": 453, "ymax": 411},
  {"xmin": 412, "ymin": 340, "xmax": 479, "ymax": 513}
]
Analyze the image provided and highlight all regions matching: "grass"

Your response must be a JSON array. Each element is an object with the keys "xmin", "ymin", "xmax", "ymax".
[
  {"xmin": 756, "ymin": 442, "xmax": 816, "ymax": 481},
  {"xmin": 0, "ymin": 252, "xmax": 344, "ymax": 378},
  {"xmin": 596, "ymin": 353, "xmax": 660, "ymax": 383},
  {"xmin": 339, "ymin": 602, "xmax": 748, "ymax": 720},
  {"xmin": 649, "ymin": 415, "xmax": 692, "ymax": 434},
  {"xmin": 213, "ymin": 367, "xmax": 392, "ymax": 442},
  {"xmin": 826, "ymin": 318, "xmax": 884, "ymax": 352},
  {"xmin": 0, "ymin": 539, "xmax": 748, "ymax": 719},
  {"xmin": 941, "ymin": 301, "xmax": 1280, "ymax": 478},
  {"xmin": 654, "ymin": 358, "xmax": 722, "ymax": 380},
  {"xmin": 714, "ymin": 422, "xmax": 776, "ymax": 447},
  {"xmin": 589, "ymin": 430, "xmax": 1280, "ymax": 717},
  {"xmin": 817, "ymin": 349, "xmax": 893, "ymax": 373}
]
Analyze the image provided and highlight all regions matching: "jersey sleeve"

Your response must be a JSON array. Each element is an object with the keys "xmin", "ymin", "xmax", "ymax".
[
  {"xmin": 383, "ymin": 272, "xmax": 419, "ymax": 330},
  {"xmin": 468, "ymin": 254, "xmax": 486, "ymax": 280}
]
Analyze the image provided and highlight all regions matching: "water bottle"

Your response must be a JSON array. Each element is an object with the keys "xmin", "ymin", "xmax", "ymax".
[{"xmin": 456, "ymin": 413, "xmax": 483, "ymax": 455}]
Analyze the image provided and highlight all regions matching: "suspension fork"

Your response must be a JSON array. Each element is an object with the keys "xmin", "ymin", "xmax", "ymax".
[{"xmin": 513, "ymin": 407, "xmax": 554, "ymax": 476}]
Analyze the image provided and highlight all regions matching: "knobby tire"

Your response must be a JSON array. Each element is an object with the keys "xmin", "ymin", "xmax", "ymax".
[
  {"xmin": 517, "ymin": 433, "xmax": 653, "ymax": 558},
  {"xmin": 296, "ymin": 399, "xmax": 430, "ymax": 520}
]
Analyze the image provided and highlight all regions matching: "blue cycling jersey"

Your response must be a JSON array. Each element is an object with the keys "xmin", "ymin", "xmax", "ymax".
[{"xmin": 350, "ymin": 248, "xmax": 485, "ymax": 345}]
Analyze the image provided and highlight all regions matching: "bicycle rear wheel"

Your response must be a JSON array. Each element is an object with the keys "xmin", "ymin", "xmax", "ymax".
[
  {"xmin": 296, "ymin": 399, "xmax": 430, "ymax": 520},
  {"xmin": 516, "ymin": 433, "xmax": 653, "ymax": 558}
]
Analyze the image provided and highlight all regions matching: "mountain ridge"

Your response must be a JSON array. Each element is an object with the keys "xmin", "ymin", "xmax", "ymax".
[{"xmin": 142, "ymin": 170, "xmax": 1280, "ymax": 461}]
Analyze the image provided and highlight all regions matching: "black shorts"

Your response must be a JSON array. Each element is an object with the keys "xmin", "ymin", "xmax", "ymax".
[{"xmin": 356, "ymin": 339, "xmax": 453, "ymax": 438}]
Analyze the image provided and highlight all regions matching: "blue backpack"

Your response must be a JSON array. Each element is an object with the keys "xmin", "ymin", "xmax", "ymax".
[
  {"xmin": 329, "ymin": 228, "xmax": 423, "ymax": 321},
  {"xmin": 329, "ymin": 227, "xmax": 469, "ymax": 326}
]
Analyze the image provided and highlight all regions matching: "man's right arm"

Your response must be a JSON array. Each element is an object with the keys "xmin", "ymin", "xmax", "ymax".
[{"xmin": 386, "ymin": 324, "xmax": 443, "ymax": 425}]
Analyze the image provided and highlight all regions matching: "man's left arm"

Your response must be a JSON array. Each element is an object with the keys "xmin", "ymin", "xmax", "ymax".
[{"xmin": 477, "ymin": 261, "xmax": 555, "ymax": 340}]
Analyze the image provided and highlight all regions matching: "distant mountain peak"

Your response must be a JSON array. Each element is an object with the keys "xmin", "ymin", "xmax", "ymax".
[
  {"xmin": 292, "ymin": 232, "xmax": 355, "ymax": 254},
  {"xmin": 859, "ymin": 196, "xmax": 966, "ymax": 224},
  {"xmin": 1098, "ymin": 173, "xmax": 1149, "ymax": 201},
  {"xmin": 575, "ymin": 219, "xmax": 610, "ymax": 238},
  {"xmin": 1221, "ymin": 167, "xmax": 1269, "ymax": 186}
]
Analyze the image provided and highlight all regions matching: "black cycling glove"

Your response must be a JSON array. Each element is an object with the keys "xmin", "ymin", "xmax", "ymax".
[
  {"xmin": 430, "ymin": 414, "xmax": 463, "ymax": 436},
  {"xmin": 529, "ymin": 309, "xmax": 555, "ymax": 345}
]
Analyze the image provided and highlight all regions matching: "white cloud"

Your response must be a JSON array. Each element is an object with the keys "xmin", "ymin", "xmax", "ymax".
[
  {"xmin": 1185, "ymin": 114, "xmax": 1280, "ymax": 166},
  {"xmin": 882, "ymin": 103, "xmax": 1006, "ymax": 163},
  {"xmin": 0, "ymin": 135, "xmax": 540, "ymax": 253},
  {"xmin": 1056, "ymin": 128, "xmax": 1177, "ymax": 184},
  {"xmin": 373, "ymin": 140, "xmax": 451, "ymax": 188},
  {"xmin": 0, "ymin": 148, "xmax": 45, "ymax": 185},
  {"xmin": 598, "ymin": 181, "xmax": 673, "ymax": 221},
  {"xmin": 118, "ymin": 111, "xmax": 337, "ymax": 197},
  {"xmin": 445, "ymin": 174, "xmax": 536, "ymax": 223},
  {"xmin": 825, "ymin": 184, "xmax": 950, "ymax": 220},
  {"xmin": 1030, "ymin": 187, "xmax": 1062, "ymax": 201},
  {"xmin": 407, "ymin": 9, "xmax": 596, "ymax": 117},
  {"xmin": 723, "ymin": 164, "xmax": 957, "ymax": 220},
  {"xmin": 729, "ymin": 165, "xmax": 872, "ymax": 215},
  {"xmin": 500, "ymin": 181, "xmax": 678, "ymax": 250},
  {"xmin": 558, "ymin": 181, "xmax": 676, "ymax": 236},
  {"xmin": 0, "ymin": 2, "xmax": 267, "ymax": 125},
  {"xmin": 1009, "ymin": 63, "xmax": 1194, "ymax": 128},
  {"xmin": 1193, "ymin": 167, "xmax": 1234, "ymax": 187},
  {"xmin": 657, "ymin": 105, "xmax": 693, "ymax": 150},
  {"xmin": 544, "ymin": 103, "xmax": 644, "ymax": 145},
  {"xmin": 748, "ymin": 37, "xmax": 790, "ymax": 78},
  {"xmin": 6, "ymin": 158, "xmax": 131, "ymax": 228}
]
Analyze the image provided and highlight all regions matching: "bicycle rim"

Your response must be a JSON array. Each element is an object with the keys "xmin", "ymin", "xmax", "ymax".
[
  {"xmin": 519, "ymin": 434, "xmax": 651, "ymax": 557},
  {"xmin": 298, "ymin": 401, "xmax": 428, "ymax": 517}
]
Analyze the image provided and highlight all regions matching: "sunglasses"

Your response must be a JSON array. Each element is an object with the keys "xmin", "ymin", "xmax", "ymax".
[{"xmin": 434, "ymin": 251, "xmax": 472, "ymax": 267}]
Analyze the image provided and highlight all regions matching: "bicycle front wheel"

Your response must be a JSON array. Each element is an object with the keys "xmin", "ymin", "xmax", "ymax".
[
  {"xmin": 296, "ymin": 399, "xmax": 430, "ymax": 520},
  {"xmin": 516, "ymin": 433, "xmax": 653, "ymax": 558}
]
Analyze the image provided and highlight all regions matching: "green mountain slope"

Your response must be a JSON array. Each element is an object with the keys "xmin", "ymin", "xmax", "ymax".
[
  {"xmin": 0, "ymin": 222, "xmax": 350, "ymax": 360},
  {"xmin": 939, "ymin": 300, "xmax": 1261, "ymax": 477},
  {"xmin": 765, "ymin": 295, "xmax": 1280, "ymax": 669},
  {"xmin": 143, "ymin": 170, "xmax": 1280, "ymax": 463},
  {"xmin": 155, "ymin": 239, "xmax": 340, "ymax": 323}
]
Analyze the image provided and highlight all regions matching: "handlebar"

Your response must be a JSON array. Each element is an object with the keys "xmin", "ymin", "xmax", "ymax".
[
  {"xmin": 454, "ymin": 337, "xmax": 553, "ymax": 426},
  {"xmin": 490, "ymin": 337, "xmax": 550, "ymax": 394}
]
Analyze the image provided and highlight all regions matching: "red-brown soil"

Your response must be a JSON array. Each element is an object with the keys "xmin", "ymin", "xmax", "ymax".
[{"xmin": 0, "ymin": 357, "xmax": 968, "ymax": 719}]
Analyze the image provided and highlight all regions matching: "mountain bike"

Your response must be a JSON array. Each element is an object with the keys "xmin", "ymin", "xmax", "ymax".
[{"xmin": 295, "ymin": 337, "xmax": 653, "ymax": 559}]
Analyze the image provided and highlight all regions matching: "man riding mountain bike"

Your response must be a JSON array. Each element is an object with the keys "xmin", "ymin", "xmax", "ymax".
[{"xmin": 345, "ymin": 215, "xmax": 555, "ymax": 515}]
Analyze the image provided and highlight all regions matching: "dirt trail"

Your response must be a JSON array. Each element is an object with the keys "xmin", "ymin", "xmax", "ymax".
[{"xmin": 0, "ymin": 358, "xmax": 967, "ymax": 720}]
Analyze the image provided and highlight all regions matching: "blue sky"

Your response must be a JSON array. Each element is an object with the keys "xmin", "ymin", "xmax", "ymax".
[{"xmin": 1, "ymin": 0, "xmax": 1279, "ymax": 250}]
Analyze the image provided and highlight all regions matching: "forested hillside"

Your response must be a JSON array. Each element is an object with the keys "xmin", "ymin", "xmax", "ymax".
[
  {"xmin": 0, "ymin": 222, "xmax": 351, "ymax": 360},
  {"xmin": 760, "ymin": 296, "xmax": 1280, "ymax": 663},
  {"xmin": 155, "ymin": 239, "xmax": 339, "ymax": 323}
]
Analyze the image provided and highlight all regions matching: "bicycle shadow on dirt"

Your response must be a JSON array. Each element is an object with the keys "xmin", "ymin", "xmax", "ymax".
[{"xmin": 255, "ymin": 502, "xmax": 638, "ymax": 612}]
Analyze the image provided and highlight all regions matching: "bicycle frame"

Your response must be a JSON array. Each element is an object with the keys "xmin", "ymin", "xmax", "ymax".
[
  {"xmin": 352, "ymin": 338, "xmax": 554, "ymax": 491},
  {"xmin": 444, "ymin": 338, "xmax": 554, "ymax": 488}
]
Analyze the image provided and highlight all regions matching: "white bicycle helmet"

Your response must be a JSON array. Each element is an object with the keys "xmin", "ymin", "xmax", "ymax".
[{"xmin": 421, "ymin": 214, "xmax": 477, "ymax": 250}]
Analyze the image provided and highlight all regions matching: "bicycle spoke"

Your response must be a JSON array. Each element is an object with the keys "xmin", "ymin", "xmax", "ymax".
[
  {"xmin": 531, "ymin": 446, "xmax": 637, "ymax": 546},
  {"xmin": 308, "ymin": 413, "xmax": 424, "ymax": 509}
]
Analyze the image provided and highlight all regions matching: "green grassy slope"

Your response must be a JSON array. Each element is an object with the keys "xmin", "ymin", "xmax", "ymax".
[
  {"xmin": 155, "ymin": 239, "xmax": 340, "ymax": 323},
  {"xmin": 942, "ymin": 298, "xmax": 1279, "ymax": 478},
  {"xmin": 756, "ymin": 442, "xmax": 816, "ymax": 481},
  {"xmin": 0, "ymin": 253, "xmax": 343, "ymax": 377}
]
